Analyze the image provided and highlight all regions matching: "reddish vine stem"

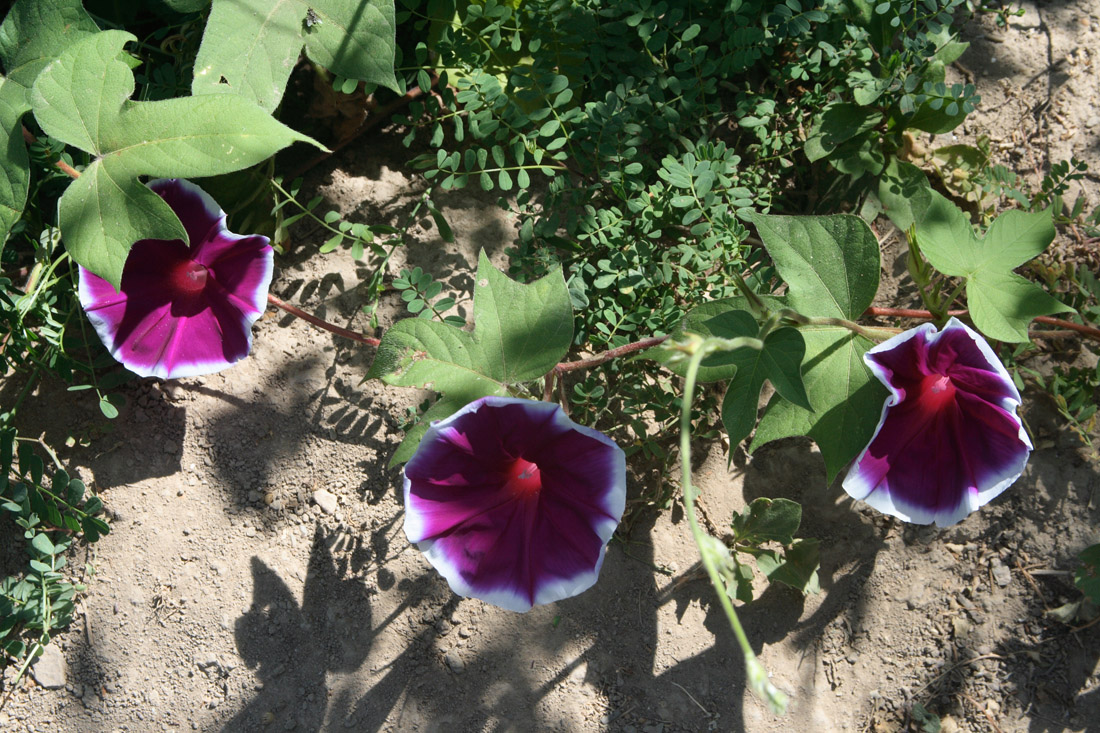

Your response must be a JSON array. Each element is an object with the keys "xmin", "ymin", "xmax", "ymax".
[
  {"xmin": 554, "ymin": 336, "xmax": 671, "ymax": 373},
  {"xmin": 24, "ymin": 126, "xmax": 83, "ymax": 179},
  {"xmin": 37, "ymin": 129, "xmax": 1098, "ymax": 356},
  {"xmin": 864, "ymin": 307, "xmax": 1100, "ymax": 343},
  {"xmin": 266, "ymin": 294, "xmax": 380, "ymax": 347}
]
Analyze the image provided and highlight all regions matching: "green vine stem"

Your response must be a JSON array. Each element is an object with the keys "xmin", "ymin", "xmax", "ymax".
[{"xmin": 676, "ymin": 334, "xmax": 788, "ymax": 715}]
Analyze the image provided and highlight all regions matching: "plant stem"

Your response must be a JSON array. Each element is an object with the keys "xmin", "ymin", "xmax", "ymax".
[
  {"xmin": 781, "ymin": 310, "xmax": 898, "ymax": 341},
  {"xmin": 554, "ymin": 336, "xmax": 670, "ymax": 373},
  {"xmin": 679, "ymin": 340, "xmax": 787, "ymax": 715},
  {"xmin": 266, "ymin": 294, "xmax": 380, "ymax": 347},
  {"xmin": 863, "ymin": 307, "xmax": 1100, "ymax": 343}
]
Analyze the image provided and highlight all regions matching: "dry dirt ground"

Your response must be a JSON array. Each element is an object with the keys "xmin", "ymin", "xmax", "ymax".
[{"xmin": 3, "ymin": 3, "xmax": 1100, "ymax": 732}]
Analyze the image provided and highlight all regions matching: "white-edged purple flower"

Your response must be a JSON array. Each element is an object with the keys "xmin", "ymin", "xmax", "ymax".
[
  {"xmin": 403, "ymin": 397, "xmax": 627, "ymax": 612},
  {"xmin": 78, "ymin": 179, "xmax": 273, "ymax": 380},
  {"xmin": 843, "ymin": 317, "xmax": 1032, "ymax": 526}
]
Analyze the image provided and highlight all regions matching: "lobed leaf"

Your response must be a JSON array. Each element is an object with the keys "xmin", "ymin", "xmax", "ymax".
[
  {"xmin": 368, "ymin": 251, "xmax": 573, "ymax": 465},
  {"xmin": 192, "ymin": 0, "xmax": 397, "ymax": 112},
  {"xmin": 916, "ymin": 192, "xmax": 1072, "ymax": 342},
  {"xmin": 30, "ymin": 30, "xmax": 322, "ymax": 289}
]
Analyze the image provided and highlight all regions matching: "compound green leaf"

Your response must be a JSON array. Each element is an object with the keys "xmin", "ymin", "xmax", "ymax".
[
  {"xmin": 368, "ymin": 251, "xmax": 573, "ymax": 464},
  {"xmin": 192, "ymin": 0, "xmax": 397, "ymax": 111},
  {"xmin": 916, "ymin": 192, "xmax": 1072, "ymax": 342},
  {"xmin": 0, "ymin": 76, "xmax": 30, "ymax": 251},
  {"xmin": 30, "ymin": 31, "xmax": 321, "ymax": 288},
  {"xmin": 0, "ymin": 0, "xmax": 99, "ymax": 88},
  {"xmin": 748, "ymin": 213, "xmax": 886, "ymax": 481}
]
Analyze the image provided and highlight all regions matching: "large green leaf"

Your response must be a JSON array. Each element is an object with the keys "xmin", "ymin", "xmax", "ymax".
[
  {"xmin": 192, "ymin": 0, "xmax": 397, "ymax": 112},
  {"xmin": 916, "ymin": 192, "xmax": 1072, "ymax": 342},
  {"xmin": 368, "ymin": 251, "xmax": 573, "ymax": 465},
  {"xmin": 0, "ymin": 0, "xmax": 99, "ymax": 88},
  {"xmin": 877, "ymin": 157, "xmax": 932, "ymax": 232},
  {"xmin": 720, "ymin": 325, "xmax": 810, "ymax": 449},
  {"xmin": 747, "ymin": 213, "xmax": 888, "ymax": 481},
  {"xmin": 0, "ymin": 0, "xmax": 99, "ymax": 251},
  {"xmin": 0, "ymin": 76, "xmax": 30, "ymax": 251},
  {"xmin": 750, "ymin": 213, "xmax": 878, "ymax": 320},
  {"xmin": 804, "ymin": 102, "xmax": 881, "ymax": 163},
  {"xmin": 30, "ymin": 30, "xmax": 321, "ymax": 289},
  {"xmin": 751, "ymin": 325, "xmax": 887, "ymax": 480}
]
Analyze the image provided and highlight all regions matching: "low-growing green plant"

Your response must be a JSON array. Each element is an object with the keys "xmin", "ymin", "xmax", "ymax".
[{"xmin": 2, "ymin": 0, "xmax": 1099, "ymax": 721}]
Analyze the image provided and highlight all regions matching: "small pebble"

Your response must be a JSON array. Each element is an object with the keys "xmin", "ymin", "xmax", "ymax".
[
  {"xmin": 313, "ymin": 489, "xmax": 338, "ymax": 515},
  {"xmin": 444, "ymin": 651, "xmax": 465, "ymax": 673}
]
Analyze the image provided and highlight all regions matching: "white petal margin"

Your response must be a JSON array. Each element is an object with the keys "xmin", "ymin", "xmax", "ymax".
[
  {"xmin": 842, "ymin": 318, "xmax": 1032, "ymax": 527},
  {"xmin": 403, "ymin": 396, "xmax": 628, "ymax": 612}
]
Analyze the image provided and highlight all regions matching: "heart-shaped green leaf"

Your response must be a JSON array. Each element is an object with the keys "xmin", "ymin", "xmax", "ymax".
[
  {"xmin": 747, "ymin": 213, "xmax": 888, "ymax": 481},
  {"xmin": 731, "ymin": 497, "xmax": 802, "ymax": 546},
  {"xmin": 0, "ymin": 76, "xmax": 30, "ymax": 250},
  {"xmin": 30, "ymin": 30, "xmax": 322, "ymax": 288},
  {"xmin": 192, "ymin": 0, "xmax": 397, "ymax": 112}
]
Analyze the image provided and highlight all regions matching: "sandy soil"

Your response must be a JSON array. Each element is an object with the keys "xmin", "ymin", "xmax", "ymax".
[{"xmin": 2, "ymin": 3, "xmax": 1099, "ymax": 732}]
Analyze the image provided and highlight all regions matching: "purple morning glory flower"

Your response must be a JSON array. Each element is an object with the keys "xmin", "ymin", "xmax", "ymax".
[
  {"xmin": 78, "ymin": 178, "xmax": 273, "ymax": 380},
  {"xmin": 403, "ymin": 397, "xmax": 627, "ymax": 612},
  {"xmin": 843, "ymin": 317, "xmax": 1032, "ymax": 526}
]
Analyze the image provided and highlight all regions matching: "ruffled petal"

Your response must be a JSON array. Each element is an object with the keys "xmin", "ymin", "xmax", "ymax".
[
  {"xmin": 403, "ymin": 397, "xmax": 626, "ymax": 612},
  {"xmin": 843, "ymin": 318, "xmax": 1031, "ymax": 526},
  {"xmin": 77, "ymin": 179, "xmax": 273, "ymax": 379}
]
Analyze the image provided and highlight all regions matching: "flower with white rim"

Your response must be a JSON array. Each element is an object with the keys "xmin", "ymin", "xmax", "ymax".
[
  {"xmin": 403, "ymin": 396, "xmax": 627, "ymax": 612},
  {"xmin": 78, "ymin": 178, "xmax": 273, "ymax": 380}
]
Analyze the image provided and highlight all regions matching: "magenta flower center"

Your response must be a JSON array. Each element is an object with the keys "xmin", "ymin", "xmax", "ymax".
[
  {"xmin": 169, "ymin": 260, "xmax": 209, "ymax": 295},
  {"xmin": 504, "ymin": 458, "xmax": 542, "ymax": 498},
  {"xmin": 916, "ymin": 373, "xmax": 956, "ymax": 415}
]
